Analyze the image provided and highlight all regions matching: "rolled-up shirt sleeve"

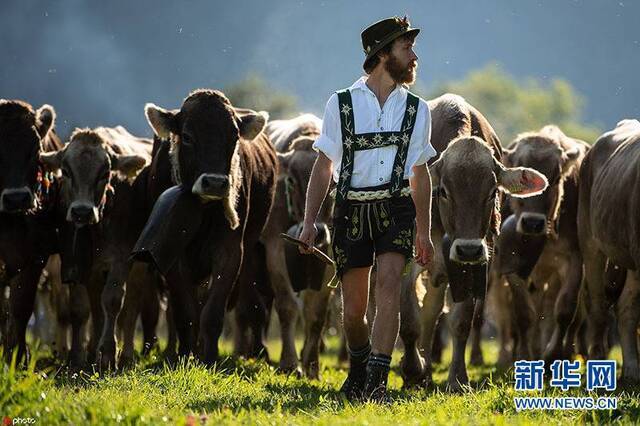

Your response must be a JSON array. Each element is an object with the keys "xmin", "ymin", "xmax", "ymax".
[
  {"xmin": 414, "ymin": 101, "xmax": 437, "ymax": 167},
  {"xmin": 312, "ymin": 93, "xmax": 342, "ymax": 167}
]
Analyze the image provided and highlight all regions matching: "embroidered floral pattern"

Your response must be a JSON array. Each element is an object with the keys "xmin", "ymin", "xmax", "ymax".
[{"xmin": 392, "ymin": 228, "xmax": 414, "ymax": 251}]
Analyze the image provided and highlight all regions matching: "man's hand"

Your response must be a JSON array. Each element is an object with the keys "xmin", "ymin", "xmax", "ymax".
[
  {"xmin": 298, "ymin": 222, "xmax": 318, "ymax": 254},
  {"xmin": 414, "ymin": 228, "xmax": 434, "ymax": 269}
]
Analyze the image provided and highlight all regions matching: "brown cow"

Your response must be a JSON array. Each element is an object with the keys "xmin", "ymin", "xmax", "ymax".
[
  {"xmin": 493, "ymin": 125, "xmax": 588, "ymax": 363},
  {"xmin": 246, "ymin": 113, "xmax": 335, "ymax": 377},
  {"xmin": 135, "ymin": 89, "xmax": 277, "ymax": 364},
  {"xmin": 401, "ymin": 94, "xmax": 548, "ymax": 391},
  {"xmin": 40, "ymin": 126, "xmax": 150, "ymax": 368},
  {"xmin": 0, "ymin": 100, "xmax": 62, "ymax": 364},
  {"xmin": 578, "ymin": 119, "xmax": 640, "ymax": 382}
]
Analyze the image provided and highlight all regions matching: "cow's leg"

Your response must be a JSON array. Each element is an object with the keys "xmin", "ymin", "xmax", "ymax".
[
  {"xmin": 199, "ymin": 244, "xmax": 243, "ymax": 365},
  {"xmin": 163, "ymin": 297, "xmax": 178, "ymax": 362},
  {"xmin": 419, "ymin": 277, "xmax": 446, "ymax": 388},
  {"xmin": 447, "ymin": 295, "xmax": 476, "ymax": 392},
  {"xmin": 490, "ymin": 276, "xmax": 513, "ymax": 369},
  {"xmin": 617, "ymin": 271, "xmax": 640, "ymax": 383},
  {"xmin": 48, "ymin": 255, "xmax": 71, "ymax": 360},
  {"xmin": 469, "ymin": 298, "xmax": 485, "ymax": 366},
  {"xmin": 68, "ymin": 282, "xmax": 90, "ymax": 368},
  {"xmin": 399, "ymin": 267, "xmax": 427, "ymax": 388},
  {"xmin": 431, "ymin": 315, "xmax": 445, "ymax": 364},
  {"xmin": 166, "ymin": 264, "xmax": 198, "ymax": 358},
  {"xmin": 140, "ymin": 273, "xmax": 160, "ymax": 356},
  {"xmin": 300, "ymin": 282, "xmax": 333, "ymax": 379},
  {"xmin": 6, "ymin": 263, "xmax": 43, "ymax": 365},
  {"xmin": 544, "ymin": 257, "xmax": 581, "ymax": 363},
  {"xmin": 97, "ymin": 260, "xmax": 130, "ymax": 371},
  {"xmin": 265, "ymin": 242, "xmax": 300, "ymax": 373},
  {"xmin": 584, "ymin": 251, "xmax": 608, "ymax": 360},
  {"xmin": 506, "ymin": 273, "xmax": 536, "ymax": 360},
  {"xmin": 118, "ymin": 267, "xmax": 141, "ymax": 368}
]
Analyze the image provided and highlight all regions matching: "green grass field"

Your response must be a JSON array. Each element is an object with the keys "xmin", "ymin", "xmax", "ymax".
[{"xmin": 1, "ymin": 338, "xmax": 638, "ymax": 425}]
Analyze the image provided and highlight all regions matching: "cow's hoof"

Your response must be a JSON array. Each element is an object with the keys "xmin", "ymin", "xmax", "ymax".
[
  {"xmin": 278, "ymin": 363, "xmax": 303, "ymax": 378},
  {"xmin": 68, "ymin": 353, "xmax": 87, "ymax": 370},
  {"xmin": 302, "ymin": 360, "xmax": 320, "ymax": 380},
  {"xmin": 446, "ymin": 378, "xmax": 469, "ymax": 393},
  {"xmin": 119, "ymin": 354, "xmax": 135, "ymax": 370},
  {"xmin": 400, "ymin": 354, "xmax": 427, "ymax": 389},
  {"xmin": 163, "ymin": 350, "xmax": 178, "ymax": 365},
  {"xmin": 470, "ymin": 350, "xmax": 484, "ymax": 366},
  {"xmin": 98, "ymin": 343, "xmax": 117, "ymax": 371}
]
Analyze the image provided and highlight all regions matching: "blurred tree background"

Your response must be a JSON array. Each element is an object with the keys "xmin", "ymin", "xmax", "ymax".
[
  {"xmin": 225, "ymin": 73, "xmax": 299, "ymax": 120},
  {"xmin": 422, "ymin": 64, "xmax": 601, "ymax": 144},
  {"xmin": 225, "ymin": 64, "xmax": 602, "ymax": 145}
]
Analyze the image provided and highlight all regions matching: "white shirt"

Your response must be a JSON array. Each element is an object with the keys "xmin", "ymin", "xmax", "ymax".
[{"xmin": 313, "ymin": 77, "xmax": 437, "ymax": 188}]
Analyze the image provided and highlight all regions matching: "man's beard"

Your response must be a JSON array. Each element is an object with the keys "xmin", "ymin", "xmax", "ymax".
[{"xmin": 385, "ymin": 53, "xmax": 417, "ymax": 85}]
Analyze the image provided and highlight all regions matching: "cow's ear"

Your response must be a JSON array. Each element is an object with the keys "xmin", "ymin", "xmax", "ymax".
[
  {"xmin": 428, "ymin": 157, "xmax": 442, "ymax": 187},
  {"xmin": 112, "ymin": 154, "xmax": 148, "ymax": 178},
  {"xmin": 277, "ymin": 151, "xmax": 292, "ymax": 174},
  {"xmin": 501, "ymin": 146, "xmax": 516, "ymax": 167},
  {"xmin": 39, "ymin": 148, "xmax": 64, "ymax": 172},
  {"xmin": 145, "ymin": 103, "xmax": 180, "ymax": 139},
  {"xmin": 496, "ymin": 163, "xmax": 548, "ymax": 198},
  {"xmin": 238, "ymin": 111, "xmax": 269, "ymax": 141},
  {"xmin": 36, "ymin": 104, "xmax": 56, "ymax": 138},
  {"xmin": 561, "ymin": 145, "xmax": 583, "ymax": 174}
]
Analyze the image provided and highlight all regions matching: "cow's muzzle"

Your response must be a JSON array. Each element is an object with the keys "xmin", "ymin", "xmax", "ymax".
[
  {"xmin": 449, "ymin": 238, "xmax": 487, "ymax": 264},
  {"xmin": 517, "ymin": 212, "xmax": 547, "ymax": 236},
  {"xmin": 67, "ymin": 202, "xmax": 99, "ymax": 226},
  {"xmin": 0, "ymin": 187, "xmax": 35, "ymax": 213},
  {"xmin": 192, "ymin": 173, "xmax": 229, "ymax": 200}
]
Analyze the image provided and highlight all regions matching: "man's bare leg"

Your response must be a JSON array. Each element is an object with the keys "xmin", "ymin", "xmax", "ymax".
[
  {"xmin": 365, "ymin": 251, "xmax": 406, "ymax": 401},
  {"xmin": 339, "ymin": 266, "xmax": 372, "ymax": 400}
]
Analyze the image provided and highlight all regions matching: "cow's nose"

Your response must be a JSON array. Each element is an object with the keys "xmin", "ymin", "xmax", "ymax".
[
  {"xmin": 518, "ymin": 214, "xmax": 546, "ymax": 235},
  {"xmin": 70, "ymin": 205, "xmax": 95, "ymax": 224},
  {"xmin": 201, "ymin": 175, "xmax": 228, "ymax": 192},
  {"xmin": 455, "ymin": 243, "xmax": 484, "ymax": 262},
  {"xmin": 1, "ymin": 189, "xmax": 33, "ymax": 212}
]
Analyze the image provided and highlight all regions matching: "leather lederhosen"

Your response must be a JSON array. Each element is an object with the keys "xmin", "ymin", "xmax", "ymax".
[{"xmin": 331, "ymin": 89, "xmax": 419, "ymax": 278}]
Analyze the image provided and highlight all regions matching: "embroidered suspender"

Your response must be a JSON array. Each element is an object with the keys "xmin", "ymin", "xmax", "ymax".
[{"xmin": 335, "ymin": 89, "xmax": 420, "ymax": 204}]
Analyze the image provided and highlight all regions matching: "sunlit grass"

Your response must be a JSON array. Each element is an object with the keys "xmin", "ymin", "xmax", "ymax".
[{"xmin": 0, "ymin": 337, "xmax": 636, "ymax": 425}]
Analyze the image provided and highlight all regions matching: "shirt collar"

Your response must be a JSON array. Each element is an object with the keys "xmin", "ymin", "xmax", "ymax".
[{"xmin": 349, "ymin": 76, "xmax": 404, "ymax": 101}]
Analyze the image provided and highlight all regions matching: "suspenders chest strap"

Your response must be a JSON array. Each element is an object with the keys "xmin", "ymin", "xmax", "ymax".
[{"xmin": 335, "ymin": 89, "xmax": 420, "ymax": 204}]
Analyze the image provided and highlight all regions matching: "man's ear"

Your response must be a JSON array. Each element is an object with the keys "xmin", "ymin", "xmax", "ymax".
[
  {"xmin": 39, "ymin": 148, "xmax": 65, "ymax": 172},
  {"xmin": 145, "ymin": 103, "xmax": 180, "ymax": 139},
  {"xmin": 111, "ymin": 154, "xmax": 148, "ymax": 178},
  {"xmin": 495, "ymin": 161, "xmax": 548, "ymax": 198},
  {"xmin": 36, "ymin": 104, "xmax": 56, "ymax": 138},
  {"xmin": 238, "ymin": 110, "xmax": 269, "ymax": 141}
]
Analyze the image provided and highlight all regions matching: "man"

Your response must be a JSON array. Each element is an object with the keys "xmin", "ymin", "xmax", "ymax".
[{"xmin": 298, "ymin": 16, "xmax": 436, "ymax": 402}]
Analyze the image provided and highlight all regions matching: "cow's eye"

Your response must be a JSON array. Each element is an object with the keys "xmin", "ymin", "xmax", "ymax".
[
  {"xmin": 181, "ymin": 133, "xmax": 194, "ymax": 146},
  {"xmin": 61, "ymin": 168, "xmax": 71, "ymax": 179}
]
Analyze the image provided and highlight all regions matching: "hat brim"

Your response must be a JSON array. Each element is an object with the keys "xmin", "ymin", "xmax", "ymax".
[{"xmin": 363, "ymin": 27, "xmax": 420, "ymax": 70}]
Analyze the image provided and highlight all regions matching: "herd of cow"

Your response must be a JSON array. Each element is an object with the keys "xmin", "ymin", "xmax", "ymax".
[{"xmin": 0, "ymin": 89, "xmax": 639, "ymax": 391}]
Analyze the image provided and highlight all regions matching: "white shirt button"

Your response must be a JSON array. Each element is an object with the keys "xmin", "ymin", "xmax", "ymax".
[
  {"xmin": 379, "ymin": 177, "xmax": 383, "ymax": 182},
  {"xmin": 380, "ymin": 161, "xmax": 384, "ymax": 164}
]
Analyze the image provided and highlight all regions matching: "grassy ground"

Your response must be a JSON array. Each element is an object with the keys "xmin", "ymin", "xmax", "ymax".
[{"xmin": 1, "ymin": 338, "xmax": 638, "ymax": 425}]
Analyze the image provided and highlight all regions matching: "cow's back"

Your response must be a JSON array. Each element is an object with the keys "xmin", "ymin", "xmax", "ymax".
[
  {"xmin": 590, "ymin": 120, "xmax": 640, "ymax": 268},
  {"xmin": 266, "ymin": 114, "xmax": 322, "ymax": 153},
  {"xmin": 428, "ymin": 94, "xmax": 501, "ymax": 162},
  {"xmin": 95, "ymin": 126, "xmax": 153, "ymax": 159}
]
